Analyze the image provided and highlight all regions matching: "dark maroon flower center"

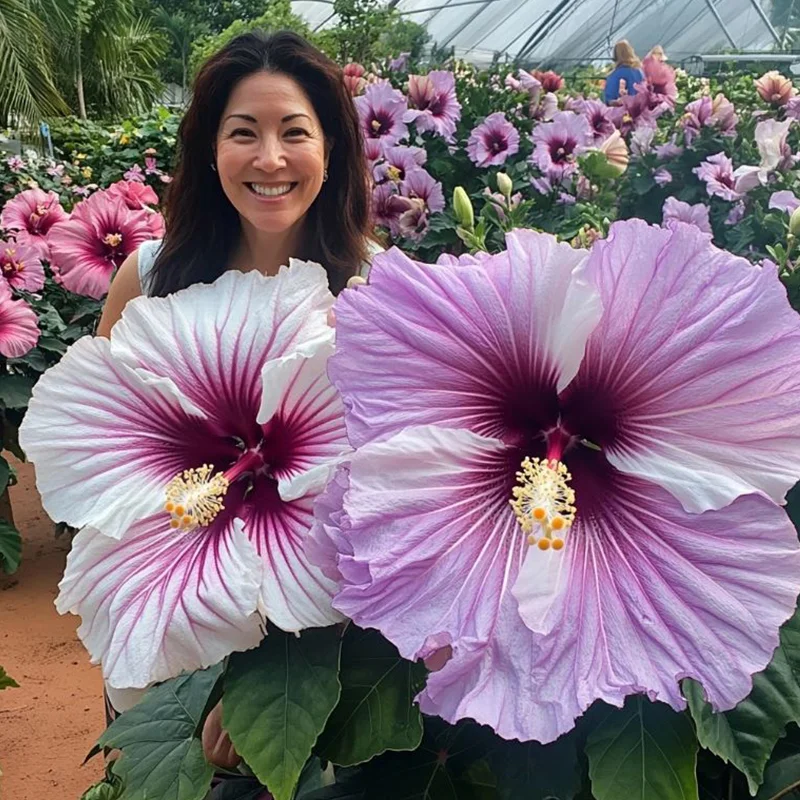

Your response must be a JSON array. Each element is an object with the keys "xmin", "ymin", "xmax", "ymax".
[
  {"xmin": 369, "ymin": 113, "xmax": 394, "ymax": 137},
  {"xmin": 550, "ymin": 139, "xmax": 575, "ymax": 163},
  {"xmin": 489, "ymin": 133, "xmax": 509, "ymax": 154}
]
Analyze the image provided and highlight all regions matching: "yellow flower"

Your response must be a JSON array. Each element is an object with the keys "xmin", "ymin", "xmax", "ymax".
[
  {"xmin": 81, "ymin": 166, "xmax": 93, "ymax": 179},
  {"xmin": 119, "ymin": 134, "xmax": 131, "ymax": 146}
]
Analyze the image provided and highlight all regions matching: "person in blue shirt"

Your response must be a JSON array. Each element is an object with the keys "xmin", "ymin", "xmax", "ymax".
[{"xmin": 604, "ymin": 40, "xmax": 644, "ymax": 104}]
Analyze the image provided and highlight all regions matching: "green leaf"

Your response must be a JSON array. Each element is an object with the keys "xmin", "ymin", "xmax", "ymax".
[
  {"xmin": 3, "ymin": 419, "xmax": 25, "ymax": 461},
  {"xmin": 0, "ymin": 520, "xmax": 21, "ymax": 574},
  {"xmin": 0, "ymin": 374, "xmax": 35, "ymax": 408},
  {"xmin": 361, "ymin": 718, "xmax": 497, "ymax": 800},
  {"xmin": 0, "ymin": 665, "xmax": 18, "ymax": 689},
  {"xmin": 37, "ymin": 336, "xmax": 68, "ymax": 355},
  {"xmin": 757, "ymin": 731, "xmax": 800, "ymax": 800},
  {"xmin": 684, "ymin": 607, "xmax": 800, "ymax": 794},
  {"xmin": 0, "ymin": 455, "xmax": 10, "ymax": 493},
  {"xmin": 223, "ymin": 626, "xmax": 342, "ymax": 800},
  {"xmin": 99, "ymin": 664, "xmax": 222, "ymax": 800},
  {"xmin": 205, "ymin": 777, "xmax": 265, "ymax": 800},
  {"xmin": 492, "ymin": 735, "xmax": 581, "ymax": 800},
  {"xmin": 315, "ymin": 626, "xmax": 426, "ymax": 767},
  {"xmin": 80, "ymin": 770, "xmax": 125, "ymax": 800},
  {"xmin": 586, "ymin": 697, "xmax": 699, "ymax": 800}
]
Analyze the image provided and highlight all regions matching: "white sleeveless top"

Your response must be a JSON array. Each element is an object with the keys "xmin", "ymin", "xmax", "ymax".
[{"xmin": 137, "ymin": 238, "xmax": 380, "ymax": 296}]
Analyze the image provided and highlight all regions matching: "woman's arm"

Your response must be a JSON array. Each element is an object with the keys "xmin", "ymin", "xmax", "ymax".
[{"xmin": 96, "ymin": 251, "xmax": 143, "ymax": 338}]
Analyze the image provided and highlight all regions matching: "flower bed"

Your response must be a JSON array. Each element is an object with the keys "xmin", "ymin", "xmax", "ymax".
[{"xmin": 3, "ymin": 55, "xmax": 800, "ymax": 800}]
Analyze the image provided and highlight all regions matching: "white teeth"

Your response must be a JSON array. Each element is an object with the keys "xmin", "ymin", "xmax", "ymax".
[{"xmin": 250, "ymin": 183, "xmax": 292, "ymax": 197}]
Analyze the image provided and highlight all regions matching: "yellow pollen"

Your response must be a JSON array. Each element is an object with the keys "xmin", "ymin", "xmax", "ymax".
[
  {"xmin": 386, "ymin": 165, "xmax": 402, "ymax": 182},
  {"xmin": 103, "ymin": 232, "xmax": 123, "ymax": 247},
  {"xmin": 371, "ymin": 119, "xmax": 382, "ymax": 131},
  {"xmin": 164, "ymin": 464, "xmax": 229, "ymax": 532},
  {"xmin": 510, "ymin": 457, "xmax": 576, "ymax": 554}
]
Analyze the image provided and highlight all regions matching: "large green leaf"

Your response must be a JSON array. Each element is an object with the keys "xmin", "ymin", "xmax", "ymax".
[
  {"xmin": 0, "ymin": 374, "xmax": 35, "ymax": 409},
  {"xmin": 361, "ymin": 718, "xmax": 497, "ymax": 800},
  {"xmin": 491, "ymin": 735, "xmax": 581, "ymax": 800},
  {"xmin": 98, "ymin": 664, "xmax": 222, "ymax": 800},
  {"xmin": 0, "ymin": 520, "xmax": 21, "ymax": 574},
  {"xmin": 223, "ymin": 626, "xmax": 342, "ymax": 800},
  {"xmin": 684, "ymin": 607, "xmax": 800, "ymax": 795},
  {"xmin": 0, "ymin": 665, "xmax": 18, "ymax": 689},
  {"xmin": 315, "ymin": 626, "xmax": 426, "ymax": 766},
  {"xmin": 756, "ymin": 727, "xmax": 800, "ymax": 800},
  {"xmin": 586, "ymin": 697, "xmax": 698, "ymax": 800}
]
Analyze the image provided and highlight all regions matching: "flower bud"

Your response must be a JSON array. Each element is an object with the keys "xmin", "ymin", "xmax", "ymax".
[
  {"xmin": 789, "ymin": 205, "xmax": 800, "ymax": 238},
  {"xmin": 453, "ymin": 186, "xmax": 474, "ymax": 230},
  {"xmin": 496, "ymin": 172, "xmax": 513, "ymax": 198},
  {"xmin": 598, "ymin": 130, "xmax": 629, "ymax": 177}
]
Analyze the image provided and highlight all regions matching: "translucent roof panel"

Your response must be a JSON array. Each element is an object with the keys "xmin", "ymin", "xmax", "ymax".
[{"xmin": 293, "ymin": 0, "xmax": 782, "ymax": 66}]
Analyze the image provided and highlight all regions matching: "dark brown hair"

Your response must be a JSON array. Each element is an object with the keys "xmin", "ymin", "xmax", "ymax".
[{"xmin": 148, "ymin": 30, "xmax": 371, "ymax": 296}]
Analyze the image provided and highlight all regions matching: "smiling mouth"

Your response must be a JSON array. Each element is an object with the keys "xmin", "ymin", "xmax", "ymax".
[{"xmin": 246, "ymin": 182, "xmax": 296, "ymax": 197}]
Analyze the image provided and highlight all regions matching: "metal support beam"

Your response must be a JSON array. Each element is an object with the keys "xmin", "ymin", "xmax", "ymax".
[
  {"xmin": 515, "ymin": 0, "xmax": 578, "ymax": 62},
  {"xmin": 702, "ymin": 0, "xmax": 738, "ymax": 49},
  {"xmin": 439, "ymin": 0, "xmax": 497, "ymax": 47},
  {"xmin": 746, "ymin": 0, "xmax": 783, "ymax": 46},
  {"xmin": 398, "ymin": 0, "xmax": 498, "ymax": 16}
]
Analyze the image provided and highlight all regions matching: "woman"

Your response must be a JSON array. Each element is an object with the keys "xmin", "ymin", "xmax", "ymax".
[
  {"xmin": 603, "ymin": 40, "xmax": 644, "ymax": 105},
  {"xmin": 97, "ymin": 29, "xmax": 376, "ymax": 777}
]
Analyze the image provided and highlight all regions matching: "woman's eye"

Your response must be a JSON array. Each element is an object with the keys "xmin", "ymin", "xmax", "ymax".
[
  {"xmin": 286, "ymin": 128, "xmax": 310, "ymax": 138},
  {"xmin": 231, "ymin": 128, "xmax": 255, "ymax": 138}
]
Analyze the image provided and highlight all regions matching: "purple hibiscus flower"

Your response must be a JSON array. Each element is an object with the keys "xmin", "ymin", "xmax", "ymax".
[
  {"xmin": 373, "ymin": 145, "xmax": 427, "ymax": 184},
  {"xmin": 694, "ymin": 153, "xmax": 752, "ymax": 201},
  {"xmin": 572, "ymin": 99, "xmax": 616, "ymax": 145},
  {"xmin": 404, "ymin": 72, "xmax": 461, "ymax": 140},
  {"xmin": 314, "ymin": 220, "xmax": 800, "ymax": 743},
  {"xmin": 662, "ymin": 196, "xmax": 712, "ymax": 234},
  {"xmin": 466, "ymin": 113, "xmax": 521, "ymax": 168},
  {"xmin": 531, "ymin": 111, "xmax": 591, "ymax": 181},
  {"xmin": 355, "ymin": 81, "xmax": 409, "ymax": 146}
]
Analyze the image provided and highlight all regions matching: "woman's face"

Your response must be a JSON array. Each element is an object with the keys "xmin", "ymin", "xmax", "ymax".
[{"xmin": 215, "ymin": 71, "xmax": 327, "ymax": 236}]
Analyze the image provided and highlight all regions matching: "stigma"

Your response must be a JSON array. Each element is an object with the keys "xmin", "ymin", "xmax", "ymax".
[
  {"xmin": 510, "ymin": 457, "xmax": 576, "ymax": 552},
  {"xmin": 164, "ymin": 464, "xmax": 229, "ymax": 531}
]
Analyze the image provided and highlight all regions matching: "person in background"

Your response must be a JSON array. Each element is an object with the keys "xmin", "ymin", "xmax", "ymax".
[
  {"xmin": 603, "ymin": 40, "xmax": 644, "ymax": 104},
  {"xmin": 648, "ymin": 44, "xmax": 667, "ymax": 62}
]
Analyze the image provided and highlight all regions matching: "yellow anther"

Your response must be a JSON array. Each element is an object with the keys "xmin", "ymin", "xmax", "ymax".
[
  {"xmin": 510, "ymin": 456, "xmax": 576, "ymax": 554},
  {"xmin": 371, "ymin": 119, "xmax": 382, "ymax": 131},
  {"xmin": 164, "ymin": 464, "xmax": 229, "ymax": 532}
]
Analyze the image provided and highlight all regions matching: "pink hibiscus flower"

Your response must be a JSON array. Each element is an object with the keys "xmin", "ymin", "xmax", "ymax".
[
  {"xmin": 0, "ymin": 281, "xmax": 39, "ymax": 357},
  {"xmin": 1, "ymin": 189, "xmax": 69, "ymax": 261},
  {"xmin": 105, "ymin": 180, "xmax": 159, "ymax": 211},
  {"xmin": 0, "ymin": 238, "xmax": 46, "ymax": 292},
  {"xmin": 47, "ymin": 192, "xmax": 159, "ymax": 299}
]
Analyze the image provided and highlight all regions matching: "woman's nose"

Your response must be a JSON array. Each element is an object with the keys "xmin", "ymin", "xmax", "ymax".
[{"xmin": 253, "ymin": 137, "xmax": 286, "ymax": 171}]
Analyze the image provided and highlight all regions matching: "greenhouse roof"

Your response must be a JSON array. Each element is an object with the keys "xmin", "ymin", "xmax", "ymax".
[{"xmin": 291, "ymin": 0, "xmax": 784, "ymax": 66}]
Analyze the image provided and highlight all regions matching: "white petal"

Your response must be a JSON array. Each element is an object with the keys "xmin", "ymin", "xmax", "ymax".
[
  {"xmin": 20, "ymin": 336, "xmax": 207, "ymax": 539},
  {"xmin": 111, "ymin": 263, "xmax": 334, "ymax": 420},
  {"xmin": 57, "ymin": 517, "xmax": 264, "ymax": 689}
]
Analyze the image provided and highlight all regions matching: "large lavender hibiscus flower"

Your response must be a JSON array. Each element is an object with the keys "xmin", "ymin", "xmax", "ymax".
[
  {"xmin": 314, "ymin": 220, "xmax": 800, "ymax": 743},
  {"xmin": 20, "ymin": 265, "xmax": 349, "ymax": 689}
]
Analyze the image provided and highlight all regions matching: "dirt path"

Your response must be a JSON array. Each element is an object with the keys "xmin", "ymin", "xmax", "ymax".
[{"xmin": 0, "ymin": 459, "xmax": 104, "ymax": 800}]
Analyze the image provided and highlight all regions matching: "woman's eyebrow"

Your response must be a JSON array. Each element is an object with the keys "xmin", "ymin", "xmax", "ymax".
[{"xmin": 223, "ymin": 113, "xmax": 257, "ymax": 123}]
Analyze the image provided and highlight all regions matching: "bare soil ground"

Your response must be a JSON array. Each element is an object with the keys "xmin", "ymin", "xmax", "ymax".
[{"xmin": 0, "ymin": 459, "xmax": 104, "ymax": 800}]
